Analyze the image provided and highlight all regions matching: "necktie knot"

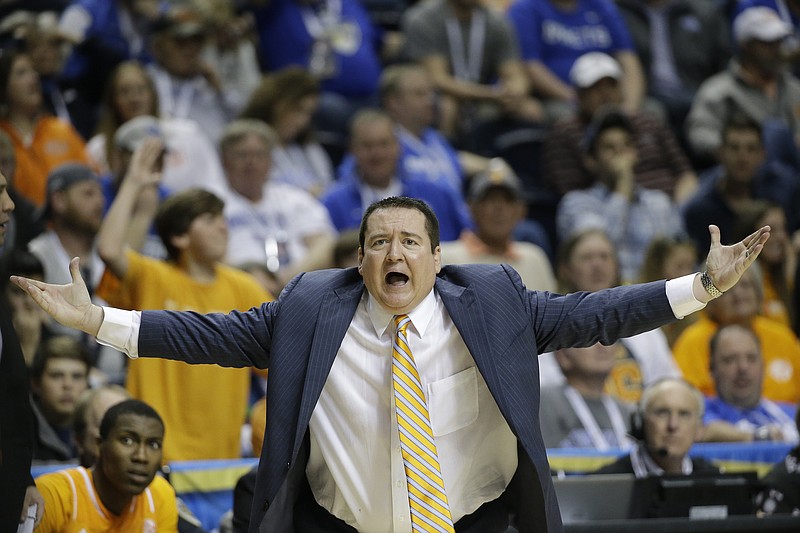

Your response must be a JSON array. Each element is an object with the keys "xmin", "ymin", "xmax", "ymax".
[{"xmin": 394, "ymin": 314, "xmax": 410, "ymax": 335}]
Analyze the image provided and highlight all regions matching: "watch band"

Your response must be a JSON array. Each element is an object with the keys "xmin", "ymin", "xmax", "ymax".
[{"xmin": 701, "ymin": 271, "xmax": 723, "ymax": 299}]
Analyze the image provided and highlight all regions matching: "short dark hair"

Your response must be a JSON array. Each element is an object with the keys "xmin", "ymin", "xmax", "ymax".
[
  {"xmin": 359, "ymin": 197, "xmax": 440, "ymax": 253},
  {"xmin": 721, "ymin": 113, "xmax": 763, "ymax": 145},
  {"xmin": 582, "ymin": 109, "xmax": 633, "ymax": 155},
  {"xmin": 709, "ymin": 323, "xmax": 761, "ymax": 369},
  {"xmin": 155, "ymin": 188, "xmax": 224, "ymax": 261},
  {"xmin": 99, "ymin": 399, "xmax": 164, "ymax": 441},
  {"xmin": 30, "ymin": 335, "xmax": 92, "ymax": 381}
]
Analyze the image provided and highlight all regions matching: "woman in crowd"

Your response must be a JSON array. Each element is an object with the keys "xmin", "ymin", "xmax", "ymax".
[
  {"xmin": 239, "ymin": 66, "xmax": 334, "ymax": 197},
  {"xmin": 87, "ymin": 60, "xmax": 225, "ymax": 195},
  {"xmin": 639, "ymin": 236, "xmax": 699, "ymax": 346},
  {"xmin": 0, "ymin": 49, "xmax": 90, "ymax": 207}
]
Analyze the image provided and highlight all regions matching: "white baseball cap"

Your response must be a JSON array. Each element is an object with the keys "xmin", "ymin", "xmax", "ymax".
[
  {"xmin": 733, "ymin": 7, "xmax": 792, "ymax": 45},
  {"xmin": 569, "ymin": 52, "xmax": 622, "ymax": 89}
]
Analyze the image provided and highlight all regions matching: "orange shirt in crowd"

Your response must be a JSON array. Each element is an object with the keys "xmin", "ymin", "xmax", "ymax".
[
  {"xmin": 0, "ymin": 116, "xmax": 90, "ymax": 206},
  {"xmin": 673, "ymin": 314, "xmax": 800, "ymax": 404}
]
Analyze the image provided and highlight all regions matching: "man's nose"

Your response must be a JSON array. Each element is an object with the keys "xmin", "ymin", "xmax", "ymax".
[
  {"xmin": 131, "ymin": 443, "xmax": 148, "ymax": 462},
  {"xmin": 386, "ymin": 239, "xmax": 403, "ymax": 260}
]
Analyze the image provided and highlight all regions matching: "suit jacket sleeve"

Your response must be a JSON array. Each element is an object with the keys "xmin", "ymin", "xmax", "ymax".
[{"xmin": 137, "ymin": 272, "xmax": 304, "ymax": 368}]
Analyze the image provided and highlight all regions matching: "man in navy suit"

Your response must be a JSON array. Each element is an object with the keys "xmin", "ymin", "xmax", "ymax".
[
  {"xmin": 0, "ymin": 171, "xmax": 44, "ymax": 531},
  {"xmin": 14, "ymin": 196, "xmax": 770, "ymax": 533}
]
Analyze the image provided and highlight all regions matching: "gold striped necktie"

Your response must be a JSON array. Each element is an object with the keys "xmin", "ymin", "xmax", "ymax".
[{"xmin": 392, "ymin": 314, "xmax": 455, "ymax": 532}]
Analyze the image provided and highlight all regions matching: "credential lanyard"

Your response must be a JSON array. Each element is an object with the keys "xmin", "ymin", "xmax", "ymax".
[
  {"xmin": 564, "ymin": 385, "xmax": 630, "ymax": 451},
  {"xmin": 445, "ymin": 10, "xmax": 486, "ymax": 83}
]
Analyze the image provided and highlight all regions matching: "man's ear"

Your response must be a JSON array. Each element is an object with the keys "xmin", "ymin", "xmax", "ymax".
[{"xmin": 356, "ymin": 247, "xmax": 364, "ymax": 274}]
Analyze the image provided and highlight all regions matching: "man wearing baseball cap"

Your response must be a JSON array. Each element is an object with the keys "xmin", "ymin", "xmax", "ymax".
[
  {"xmin": 28, "ymin": 163, "xmax": 107, "ymax": 349},
  {"xmin": 542, "ymin": 51, "xmax": 696, "ymax": 202},
  {"xmin": 686, "ymin": 6, "xmax": 800, "ymax": 164},
  {"xmin": 440, "ymin": 160, "xmax": 557, "ymax": 292}
]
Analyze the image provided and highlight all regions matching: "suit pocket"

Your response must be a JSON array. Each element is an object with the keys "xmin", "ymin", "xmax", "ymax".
[{"xmin": 427, "ymin": 367, "xmax": 479, "ymax": 436}]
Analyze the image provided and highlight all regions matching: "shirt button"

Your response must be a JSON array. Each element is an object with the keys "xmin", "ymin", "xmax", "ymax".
[
  {"xmin": 396, "ymin": 480, "xmax": 403, "ymax": 488},
  {"xmin": 263, "ymin": 499, "xmax": 270, "ymax": 511}
]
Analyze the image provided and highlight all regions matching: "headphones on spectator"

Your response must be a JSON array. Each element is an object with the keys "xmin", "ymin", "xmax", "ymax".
[{"xmin": 629, "ymin": 409, "xmax": 645, "ymax": 441}]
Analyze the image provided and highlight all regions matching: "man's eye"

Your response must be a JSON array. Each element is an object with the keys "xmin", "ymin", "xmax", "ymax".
[
  {"xmin": 149, "ymin": 441, "xmax": 162, "ymax": 451},
  {"xmin": 121, "ymin": 436, "xmax": 134, "ymax": 446}
]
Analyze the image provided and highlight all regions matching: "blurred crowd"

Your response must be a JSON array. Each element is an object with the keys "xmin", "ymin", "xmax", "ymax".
[{"xmin": 2, "ymin": 0, "xmax": 800, "ymax": 528}]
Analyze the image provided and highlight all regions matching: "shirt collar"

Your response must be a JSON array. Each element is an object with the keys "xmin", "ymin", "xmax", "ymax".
[{"xmin": 367, "ymin": 288, "xmax": 437, "ymax": 339}]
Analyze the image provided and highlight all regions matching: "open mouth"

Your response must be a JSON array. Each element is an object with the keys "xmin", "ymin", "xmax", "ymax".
[{"xmin": 385, "ymin": 272, "xmax": 409, "ymax": 286}]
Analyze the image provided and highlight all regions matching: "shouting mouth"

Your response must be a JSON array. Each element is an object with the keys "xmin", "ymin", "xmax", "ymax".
[{"xmin": 386, "ymin": 272, "xmax": 409, "ymax": 287}]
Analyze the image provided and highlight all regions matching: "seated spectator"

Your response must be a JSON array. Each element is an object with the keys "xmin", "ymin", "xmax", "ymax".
[
  {"xmin": 56, "ymin": 0, "xmax": 161, "ymax": 105},
  {"xmin": 0, "ymin": 48, "xmax": 90, "ymax": 207},
  {"xmin": 96, "ymin": 167, "xmax": 271, "ymax": 460},
  {"xmin": 30, "ymin": 335, "xmax": 90, "ymax": 462},
  {"xmin": 540, "ymin": 343, "xmax": 636, "ymax": 449},
  {"xmin": 246, "ymin": 0, "xmax": 385, "ymax": 142},
  {"xmin": 194, "ymin": 0, "xmax": 261, "ymax": 118},
  {"xmin": 3, "ymin": 249, "xmax": 50, "ymax": 367},
  {"xmin": 147, "ymin": 6, "xmax": 238, "ymax": 144},
  {"xmin": 615, "ymin": 0, "xmax": 730, "ymax": 138},
  {"xmin": 335, "ymin": 63, "xmax": 476, "ymax": 197},
  {"xmin": 88, "ymin": 61, "xmax": 227, "ymax": 195},
  {"xmin": 401, "ymin": 0, "xmax": 542, "ymax": 143},
  {"xmin": 72, "ymin": 384, "xmax": 130, "ymax": 468},
  {"xmin": 685, "ymin": 6, "xmax": 800, "ymax": 166},
  {"xmin": 35, "ymin": 399, "xmax": 179, "ymax": 532},
  {"xmin": 702, "ymin": 324, "xmax": 799, "ymax": 442},
  {"xmin": 239, "ymin": 67, "xmax": 335, "ymax": 197},
  {"xmin": 673, "ymin": 265, "xmax": 800, "ymax": 404},
  {"xmin": 735, "ymin": 200, "xmax": 797, "ymax": 327},
  {"xmin": 683, "ymin": 113, "xmax": 799, "ymax": 257},
  {"xmin": 556, "ymin": 110, "xmax": 685, "ymax": 283},
  {"xmin": 595, "ymin": 378, "xmax": 720, "ymax": 477},
  {"xmin": 321, "ymin": 109, "xmax": 472, "ymax": 240},
  {"xmin": 542, "ymin": 52, "xmax": 697, "ymax": 203},
  {"xmin": 219, "ymin": 119, "xmax": 336, "ymax": 288},
  {"xmin": 756, "ymin": 404, "xmax": 800, "ymax": 515},
  {"xmin": 540, "ymin": 228, "xmax": 681, "ymax": 402},
  {"xmin": 10, "ymin": 10, "xmax": 97, "ymax": 139},
  {"xmin": 27, "ymin": 163, "xmax": 126, "ymax": 379},
  {"xmin": 508, "ymin": 0, "xmax": 645, "ymax": 118},
  {"xmin": 71, "ymin": 384, "xmax": 207, "ymax": 532},
  {"xmin": 639, "ymin": 236, "xmax": 700, "ymax": 347},
  {"xmin": 440, "ymin": 163, "xmax": 556, "ymax": 291}
]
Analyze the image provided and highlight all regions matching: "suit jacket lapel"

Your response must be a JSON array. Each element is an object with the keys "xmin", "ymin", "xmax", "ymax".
[
  {"xmin": 292, "ymin": 282, "xmax": 365, "ymax": 457},
  {"xmin": 436, "ymin": 277, "xmax": 508, "ymax": 415}
]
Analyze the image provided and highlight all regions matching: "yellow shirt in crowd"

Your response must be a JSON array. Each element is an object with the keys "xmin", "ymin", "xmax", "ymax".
[{"xmin": 97, "ymin": 250, "xmax": 272, "ymax": 462}]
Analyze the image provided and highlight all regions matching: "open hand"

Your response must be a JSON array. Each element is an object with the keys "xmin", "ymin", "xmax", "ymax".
[
  {"xmin": 10, "ymin": 257, "xmax": 104, "ymax": 336},
  {"xmin": 706, "ymin": 224, "xmax": 770, "ymax": 293}
]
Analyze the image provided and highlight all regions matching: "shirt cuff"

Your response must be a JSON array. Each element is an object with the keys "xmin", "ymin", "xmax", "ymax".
[
  {"xmin": 665, "ymin": 273, "xmax": 706, "ymax": 319},
  {"xmin": 96, "ymin": 307, "xmax": 141, "ymax": 358}
]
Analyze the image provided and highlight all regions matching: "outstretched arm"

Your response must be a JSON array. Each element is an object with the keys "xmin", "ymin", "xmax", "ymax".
[
  {"xmin": 692, "ymin": 224, "xmax": 770, "ymax": 302},
  {"xmin": 10, "ymin": 257, "xmax": 104, "ymax": 337}
]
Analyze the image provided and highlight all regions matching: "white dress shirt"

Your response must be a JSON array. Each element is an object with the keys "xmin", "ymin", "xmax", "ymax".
[{"xmin": 97, "ymin": 273, "xmax": 706, "ymax": 530}]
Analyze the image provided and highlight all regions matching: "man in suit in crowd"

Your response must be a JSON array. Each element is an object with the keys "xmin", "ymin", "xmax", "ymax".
[
  {"xmin": 0, "ymin": 170, "xmax": 43, "ymax": 531},
  {"xmin": 13, "ymin": 196, "xmax": 769, "ymax": 532}
]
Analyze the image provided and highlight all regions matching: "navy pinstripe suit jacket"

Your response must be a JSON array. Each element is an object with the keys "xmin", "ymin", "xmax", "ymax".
[{"xmin": 138, "ymin": 263, "xmax": 675, "ymax": 533}]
